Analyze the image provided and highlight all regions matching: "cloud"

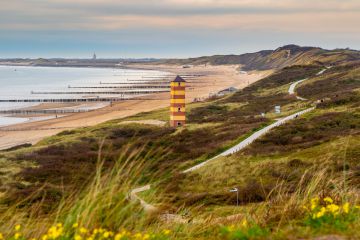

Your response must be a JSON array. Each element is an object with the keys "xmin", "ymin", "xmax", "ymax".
[{"xmin": 0, "ymin": 0, "xmax": 359, "ymax": 57}]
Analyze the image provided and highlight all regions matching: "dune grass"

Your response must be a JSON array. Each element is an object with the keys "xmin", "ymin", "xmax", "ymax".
[{"xmin": 0, "ymin": 63, "xmax": 359, "ymax": 239}]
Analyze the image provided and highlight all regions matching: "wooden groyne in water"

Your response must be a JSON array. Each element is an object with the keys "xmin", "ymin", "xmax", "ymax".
[
  {"xmin": 31, "ymin": 90, "xmax": 169, "ymax": 95},
  {"xmin": 128, "ymin": 79, "xmax": 171, "ymax": 82},
  {"xmin": 0, "ymin": 97, "xmax": 167, "ymax": 103},
  {"xmin": 68, "ymin": 85, "xmax": 170, "ymax": 89},
  {"xmin": 0, "ymin": 109, "xmax": 92, "ymax": 114},
  {"xmin": 100, "ymin": 81, "xmax": 170, "ymax": 85},
  {"xmin": 0, "ymin": 98, "xmax": 124, "ymax": 103}
]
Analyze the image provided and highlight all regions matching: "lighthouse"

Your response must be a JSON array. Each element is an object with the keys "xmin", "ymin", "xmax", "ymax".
[{"xmin": 170, "ymin": 76, "xmax": 186, "ymax": 127}]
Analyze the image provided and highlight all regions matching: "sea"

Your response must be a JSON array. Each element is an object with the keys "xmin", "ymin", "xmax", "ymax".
[{"xmin": 0, "ymin": 65, "xmax": 169, "ymax": 127}]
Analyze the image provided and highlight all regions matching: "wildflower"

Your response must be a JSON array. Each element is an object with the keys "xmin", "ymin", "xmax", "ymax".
[
  {"xmin": 42, "ymin": 234, "xmax": 48, "ymax": 240},
  {"xmin": 134, "ymin": 233, "xmax": 142, "ymax": 239},
  {"xmin": 0, "ymin": 233, "xmax": 4, "ymax": 240},
  {"xmin": 324, "ymin": 197, "xmax": 333, "ymax": 204},
  {"xmin": 114, "ymin": 233, "xmax": 123, "ymax": 240},
  {"xmin": 103, "ymin": 231, "xmax": 110, "ymax": 238},
  {"xmin": 326, "ymin": 204, "xmax": 340, "ymax": 215},
  {"xmin": 343, "ymin": 202, "xmax": 350, "ymax": 214},
  {"xmin": 47, "ymin": 224, "xmax": 63, "ymax": 239},
  {"xmin": 143, "ymin": 233, "xmax": 150, "ymax": 240},
  {"xmin": 14, "ymin": 233, "xmax": 21, "ymax": 240},
  {"xmin": 311, "ymin": 197, "xmax": 319, "ymax": 210},
  {"xmin": 241, "ymin": 219, "xmax": 248, "ymax": 228},
  {"xmin": 74, "ymin": 234, "xmax": 83, "ymax": 240},
  {"xmin": 313, "ymin": 207, "xmax": 326, "ymax": 219},
  {"xmin": 73, "ymin": 223, "xmax": 79, "ymax": 228},
  {"xmin": 15, "ymin": 224, "xmax": 21, "ymax": 231},
  {"xmin": 79, "ymin": 227, "xmax": 88, "ymax": 234},
  {"xmin": 163, "ymin": 229, "xmax": 171, "ymax": 235}
]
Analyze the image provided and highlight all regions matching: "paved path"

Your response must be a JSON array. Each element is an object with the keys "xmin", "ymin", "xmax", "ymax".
[
  {"xmin": 288, "ymin": 78, "xmax": 308, "ymax": 100},
  {"xmin": 288, "ymin": 68, "xmax": 327, "ymax": 101},
  {"xmin": 130, "ymin": 184, "xmax": 157, "ymax": 212},
  {"xmin": 183, "ymin": 107, "xmax": 315, "ymax": 173}
]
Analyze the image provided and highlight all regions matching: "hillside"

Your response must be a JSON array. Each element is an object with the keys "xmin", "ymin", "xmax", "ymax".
[
  {"xmin": 163, "ymin": 45, "xmax": 360, "ymax": 70},
  {"xmin": 0, "ymin": 54, "xmax": 359, "ymax": 239}
]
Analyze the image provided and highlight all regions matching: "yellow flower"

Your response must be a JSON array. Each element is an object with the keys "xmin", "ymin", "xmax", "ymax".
[
  {"xmin": 42, "ymin": 234, "xmax": 48, "ymax": 240},
  {"xmin": 143, "ymin": 233, "xmax": 150, "ymax": 240},
  {"xmin": 0, "ymin": 233, "xmax": 4, "ymax": 240},
  {"xmin": 47, "ymin": 225, "xmax": 63, "ymax": 239},
  {"xmin": 311, "ymin": 197, "xmax": 319, "ymax": 210},
  {"xmin": 15, "ymin": 225, "xmax": 21, "ymax": 231},
  {"xmin": 114, "ymin": 233, "xmax": 123, "ymax": 240},
  {"xmin": 163, "ymin": 229, "xmax": 171, "ymax": 235},
  {"xmin": 72, "ymin": 223, "xmax": 79, "ymax": 228},
  {"xmin": 103, "ymin": 232, "xmax": 110, "ymax": 238},
  {"xmin": 314, "ymin": 207, "xmax": 326, "ymax": 219},
  {"xmin": 323, "ymin": 197, "xmax": 333, "ymax": 204},
  {"xmin": 14, "ymin": 233, "xmax": 21, "ymax": 240},
  {"xmin": 326, "ymin": 204, "xmax": 340, "ymax": 215},
  {"xmin": 343, "ymin": 202, "xmax": 350, "ymax": 214},
  {"xmin": 241, "ymin": 219, "xmax": 248, "ymax": 228},
  {"xmin": 74, "ymin": 234, "xmax": 82, "ymax": 240},
  {"xmin": 134, "ymin": 233, "xmax": 142, "ymax": 239},
  {"xmin": 355, "ymin": 205, "xmax": 360, "ymax": 210},
  {"xmin": 79, "ymin": 227, "xmax": 88, "ymax": 234}
]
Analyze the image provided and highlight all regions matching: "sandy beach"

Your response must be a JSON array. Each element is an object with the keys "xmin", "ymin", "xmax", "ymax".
[{"xmin": 0, "ymin": 64, "xmax": 267, "ymax": 150}]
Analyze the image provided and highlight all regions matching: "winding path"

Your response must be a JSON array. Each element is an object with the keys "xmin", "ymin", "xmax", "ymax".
[
  {"xmin": 183, "ymin": 107, "xmax": 314, "ymax": 173},
  {"xmin": 131, "ymin": 68, "xmax": 328, "ymax": 213},
  {"xmin": 288, "ymin": 78, "xmax": 308, "ymax": 100}
]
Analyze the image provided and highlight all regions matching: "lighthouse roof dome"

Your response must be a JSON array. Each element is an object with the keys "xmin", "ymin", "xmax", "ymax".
[{"xmin": 172, "ymin": 75, "xmax": 186, "ymax": 82}]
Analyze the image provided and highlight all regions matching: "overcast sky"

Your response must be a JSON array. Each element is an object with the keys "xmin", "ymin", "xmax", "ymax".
[{"xmin": 0, "ymin": 0, "xmax": 359, "ymax": 58}]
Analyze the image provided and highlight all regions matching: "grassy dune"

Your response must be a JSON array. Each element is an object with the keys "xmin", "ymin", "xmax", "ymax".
[{"xmin": 0, "ymin": 62, "xmax": 359, "ymax": 239}]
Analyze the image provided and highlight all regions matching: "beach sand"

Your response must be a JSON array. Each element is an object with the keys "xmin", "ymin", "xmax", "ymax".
[{"xmin": 0, "ymin": 64, "xmax": 268, "ymax": 150}]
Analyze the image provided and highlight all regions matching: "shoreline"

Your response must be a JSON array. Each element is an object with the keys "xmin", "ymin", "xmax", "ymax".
[{"xmin": 0, "ymin": 64, "xmax": 268, "ymax": 150}]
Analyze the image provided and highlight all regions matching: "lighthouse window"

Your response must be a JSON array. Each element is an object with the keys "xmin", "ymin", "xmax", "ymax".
[
  {"xmin": 177, "ymin": 122, "xmax": 182, "ymax": 126},
  {"xmin": 178, "ymin": 107, "xmax": 181, "ymax": 112},
  {"xmin": 178, "ymin": 83, "xmax": 181, "ymax": 86}
]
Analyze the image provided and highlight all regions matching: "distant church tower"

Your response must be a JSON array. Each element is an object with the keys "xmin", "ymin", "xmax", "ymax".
[
  {"xmin": 170, "ymin": 76, "xmax": 186, "ymax": 127},
  {"xmin": 92, "ymin": 53, "xmax": 97, "ymax": 60}
]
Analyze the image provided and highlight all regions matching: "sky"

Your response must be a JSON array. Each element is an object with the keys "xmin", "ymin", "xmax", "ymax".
[{"xmin": 0, "ymin": 0, "xmax": 359, "ymax": 58}]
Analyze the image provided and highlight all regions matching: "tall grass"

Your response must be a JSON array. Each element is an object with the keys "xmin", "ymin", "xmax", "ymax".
[{"xmin": 0, "ymin": 143, "xmax": 169, "ymax": 238}]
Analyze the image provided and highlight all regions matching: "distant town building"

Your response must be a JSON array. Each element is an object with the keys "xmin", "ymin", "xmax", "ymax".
[
  {"xmin": 170, "ymin": 76, "xmax": 186, "ymax": 127},
  {"xmin": 92, "ymin": 53, "xmax": 97, "ymax": 60}
]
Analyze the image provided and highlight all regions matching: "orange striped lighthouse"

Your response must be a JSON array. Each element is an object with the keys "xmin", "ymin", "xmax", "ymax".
[{"xmin": 170, "ymin": 76, "xmax": 186, "ymax": 127}]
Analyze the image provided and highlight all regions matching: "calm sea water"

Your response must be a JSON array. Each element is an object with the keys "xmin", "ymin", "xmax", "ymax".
[{"xmin": 0, "ymin": 65, "xmax": 169, "ymax": 127}]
